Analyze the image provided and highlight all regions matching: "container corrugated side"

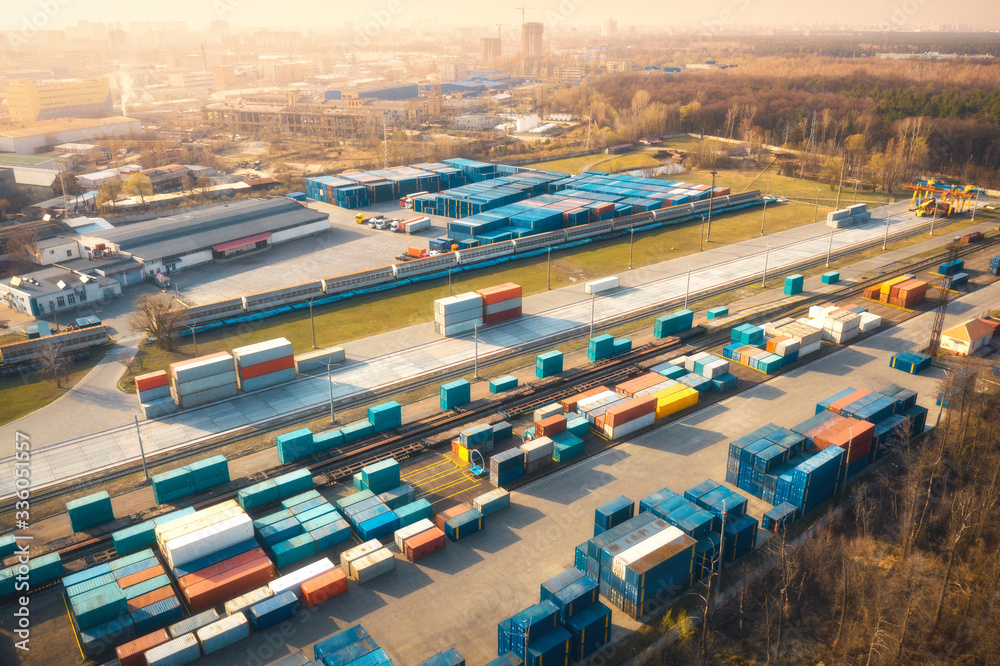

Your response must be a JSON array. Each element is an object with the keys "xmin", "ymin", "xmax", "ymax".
[
  {"xmin": 196, "ymin": 612, "xmax": 250, "ymax": 655},
  {"xmin": 161, "ymin": 513, "xmax": 254, "ymax": 569},
  {"xmin": 394, "ymin": 518, "xmax": 436, "ymax": 550},
  {"xmin": 268, "ymin": 557, "xmax": 336, "ymax": 598},
  {"xmin": 224, "ymin": 585, "xmax": 274, "ymax": 617},
  {"xmin": 144, "ymin": 633, "xmax": 200, "ymax": 666}
]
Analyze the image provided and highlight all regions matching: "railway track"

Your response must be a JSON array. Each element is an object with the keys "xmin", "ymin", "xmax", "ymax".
[{"xmin": 12, "ymin": 233, "xmax": 1000, "ymax": 570}]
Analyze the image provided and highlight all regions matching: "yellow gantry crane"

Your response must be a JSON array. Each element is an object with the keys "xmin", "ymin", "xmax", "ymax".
[{"xmin": 903, "ymin": 180, "xmax": 976, "ymax": 218}]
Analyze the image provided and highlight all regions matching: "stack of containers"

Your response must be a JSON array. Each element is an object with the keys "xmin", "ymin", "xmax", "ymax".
[
  {"xmin": 150, "ymin": 454, "xmax": 230, "ymax": 504},
  {"xmin": 551, "ymin": 431, "xmax": 585, "ymax": 461},
  {"xmin": 169, "ymin": 352, "xmax": 238, "ymax": 409},
  {"xmin": 594, "ymin": 496, "xmax": 634, "ymax": 536},
  {"xmin": 858, "ymin": 312, "xmax": 882, "ymax": 333},
  {"xmin": 255, "ymin": 492, "xmax": 350, "ymax": 568},
  {"xmin": 66, "ymin": 491, "xmax": 115, "ymax": 532},
  {"xmin": 454, "ymin": 423, "xmax": 494, "ymax": 462},
  {"xmin": 368, "ymin": 401, "xmax": 402, "ymax": 434},
  {"xmin": 784, "ymin": 274, "xmax": 804, "ymax": 296},
  {"xmin": 521, "ymin": 568, "xmax": 611, "ymax": 662},
  {"xmin": 396, "ymin": 519, "xmax": 447, "ymax": 562},
  {"xmin": 434, "ymin": 292, "xmax": 484, "ymax": 336},
  {"xmin": 341, "ymin": 491, "xmax": 400, "ymax": 542},
  {"xmin": 684, "ymin": 482, "xmax": 757, "ymax": 563},
  {"xmin": 276, "ymin": 428, "xmax": 317, "ymax": 464},
  {"xmin": 232, "ymin": 338, "xmax": 295, "ymax": 391},
  {"xmin": 135, "ymin": 370, "xmax": 176, "ymax": 419},
  {"xmin": 761, "ymin": 502, "xmax": 799, "ymax": 533},
  {"xmin": 341, "ymin": 540, "xmax": 395, "ymax": 583},
  {"xmin": 601, "ymin": 395, "xmax": 656, "ymax": 439},
  {"xmin": 587, "ymin": 334, "xmax": 615, "ymax": 362},
  {"xmin": 775, "ymin": 446, "xmax": 846, "ymax": 516},
  {"xmin": 988, "ymin": 254, "xmax": 1000, "ymax": 276},
  {"xmin": 314, "ymin": 625, "xmax": 394, "ymax": 666},
  {"xmin": 706, "ymin": 306, "xmax": 729, "ymax": 320},
  {"xmin": 939, "ymin": 258, "xmax": 965, "ymax": 276},
  {"xmin": 725, "ymin": 424, "xmax": 807, "ymax": 502},
  {"xmin": 477, "ymin": 283, "xmax": 523, "ymax": 325},
  {"xmin": 649, "ymin": 360, "xmax": 688, "ymax": 381},
  {"xmin": 521, "ymin": 436, "xmax": 554, "ymax": 475},
  {"xmin": 237, "ymin": 469, "xmax": 314, "ymax": 511},
  {"xmin": 497, "ymin": 601, "xmax": 571, "ymax": 665},
  {"xmin": 535, "ymin": 350, "xmax": 563, "ymax": 378},
  {"xmin": 112, "ymin": 507, "xmax": 196, "ymax": 556},
  {"xmin": 653, "ymin": 309, "xmax": 694, "ymax": 338},
  {"xmin": 891, "ymin": 351, "xmax": 932, "ymax": 374},
  {"xmin": 436, "ymin": 502, "xmax": 485, "ymax": 541},
  {"xmin": 820, "ymin": 308, "xmax": 862, "ymax": 344},
  {"xmin": 393, "ymin": 497, "xmax": 434, "ymax": 529},
  {"xmin": 490, "ymin": 449, "xmax": 525, "ymax": 487},
  {"xmin": 356, "ymin": 458, "xmax": 401, "ymax": 494},
  {"xmin": 576, "ymin": 390, "xmax": 626, "ymax": 425},
  {"xmin": 441, "ymin": 379, "xmax": 472, "ymax": 409},
  {"xmin": 0, "ymin": 552, "xmax": 61, "ymax": 597}
]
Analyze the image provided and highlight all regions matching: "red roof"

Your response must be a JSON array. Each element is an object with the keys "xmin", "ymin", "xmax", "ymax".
[{"xmin": 212, "ymin": 231, "xmax": 271, "ymax": 252}]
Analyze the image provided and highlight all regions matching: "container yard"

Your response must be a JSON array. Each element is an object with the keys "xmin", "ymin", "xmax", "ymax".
[{"xmin": 1, "ymin": 204, "xmax": 998, "ymax": 666}]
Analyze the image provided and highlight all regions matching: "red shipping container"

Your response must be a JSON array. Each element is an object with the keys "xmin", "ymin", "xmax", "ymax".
[
  {"xmin": 813, "ymin": 417, "xmax": 874, "ymax": 465},
  {"xmin": 126, "ymin": 585, "xmax": 175, "ymax": 613},
  {"xmin": 604, "ymin": 395, "xmax": 657, "ymax": 428},
  {"xmin": 238, "ymin": 355, "xmax": 294, "ymax": 381},
  {"xmin": 117, "ymin": 563, "xmax": 166, "ymax": 589},
  {"xmin": 116, "ymin": 628, "xmax": 171, "ymax": 666},
  {"xmin": 536, "ymin": 414, "xmax": 567, "ymax": 438},
  {"xmin": 301, "ymin": 569, "xmax": 348, "ymax": 607},
  {"xmin": 135, "ymin": 370, "xmax": 169, "ymax": 392},
  {"xmin": 560, "ymin": 386, "xmax": 609, "ymax": 413},
  {"xmin": 184, "ymin": 557, "xmax": 276, "ymax": 613},
  {"xmin": 828, "ymin": 389, "xmax": 870, "ymax": 416},
  {"xmin": 178, "ymin": 547, "xmax": 268, "ymax": 591},
  {"xmin": 435, "ymin": 503, "xmax": 472, "ymax": 532},
  {"xmin": 404, "ymin": 527, "xmax": 446, "ymax": 562},
  {"xmin": 483, "ymin": 308, "xmax": 521, "ymax": 326},
  {"xmin": 615, "ymin": 373, "xmax": 666, "ymax": 397},
  {"xmin": 475, "ymin": 283, "xmax": 522, "ymax": 306}
]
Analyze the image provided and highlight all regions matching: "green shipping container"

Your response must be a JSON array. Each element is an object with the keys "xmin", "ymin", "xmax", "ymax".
[
  {"xmin": 66, "ymin": 491, "xmax": 115, "ymax": 533},
  {"xmin": 490, "ymin": 375, "xmax": 519, "ymax": 394}
]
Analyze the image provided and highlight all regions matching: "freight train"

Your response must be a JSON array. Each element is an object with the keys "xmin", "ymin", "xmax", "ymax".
[
  {"xmin": 0, "ymin": 325, "xmax": 111, "ymax": 375},
  {"xmin": 175, "ymin": 191, "xmax": 763, "ymax": 329}
]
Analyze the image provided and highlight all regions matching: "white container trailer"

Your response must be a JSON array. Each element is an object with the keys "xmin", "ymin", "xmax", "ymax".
[
  {"xmin": 161, "ymin": 513, "xmax": 254, "ymax": 570},
  {"xmin": 197, "ymin": 613, "xmax": 251, "ymax": 655},
  {"xmin": 585, "ymin": 276, "xmax": 620, "ymax": 294}
]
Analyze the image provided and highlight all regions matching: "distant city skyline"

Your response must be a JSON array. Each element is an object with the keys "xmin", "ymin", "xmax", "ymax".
[{"xmin": 2, "ymin": 0, "xmax": 999, "ymax": 33}]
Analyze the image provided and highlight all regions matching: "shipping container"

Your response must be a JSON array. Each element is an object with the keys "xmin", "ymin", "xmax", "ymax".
[
  {"xmin": 116, "ymin": 628, "xmax": 171, "ymax": 666},
  {"xmin": 168, "ymin": 608, "xmax": 219, "ymax": 638},
  {"xmin": 224, "ymin": 585, "xmax": 273, "ymax": 618},
  {"xmin": 404, "ymin": 527, "xmax": 447, "ymax": 562},
  {"xmin": 183, "ymin": 557, "xmax": 275, "ymax": 613},
  {"xmin": 269, "ymin": 558, "xmax": 336, "ymax": 598},
  {"xmin": 300, "ymin": 568, "xmax": 348, "ymax": 607},
  {"xmin": 144, "ymin": 633, "xmax": 200, "ymax": 666},
  {"xmin": 196, "ymin": 612, "xmax": 250, "ymax": 655},
  {"xmin": 314, "ymin": 625, "xmax": 371, "ymax": 661},
  {"xmin": 249, "ymin": 590, "xmax": 300, "ymax": 631}
]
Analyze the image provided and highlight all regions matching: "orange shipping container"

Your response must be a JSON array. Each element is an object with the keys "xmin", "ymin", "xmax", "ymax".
[
  {"xmin": 178, "ymin": 547, "xmax": 268, "ymax": 591},
  {"xmin": 475, "ymin": 283, "xmax": 522, "ymax": 305},
  {"xmin": 536, "ymin": 414, "xmax": 567, "ymax": 438},
  {"xmin": 408, "ymin": 247, "xmax": 426, "ymax": 258},
  {"xmin": 603, "ymin": 395, "xmax": 657, "ymax": 428},
  {"xmin": 116, "ymin": 628, "xmax": 171, "ymax": 666},
  {"xmin": 183, "ymin": 557, "xmax": 276, "ymax": 613},
  {"xmin": 828, "ymin": 389, "xmax": 870, "ymax": 416},
  {"xmin": 126, "ymin": 585, "xmax": 175, "ymax": 613},
  {"xmin": 766, "ymin": 336, "xmax": 789, "ymax": 354},
  {"xmin": 301, "ymin": 569, "xmax": 348, "ymax": 607},
  {"xmin": 238, "ymin": 355, "xmax": 294, "ymax": 381},
  {"xmin": 614, "ymin": 373, "xmax": 666, "ymax": 397},
  {"xmin": 117, "ymin": 564, "xmax": 166, "ymax": 590},
  {"xmin": 404, "ymin": 526, "xmax": 447, "ymax": 562},
  {"xmin": 560, "ymin": 386, "xmax": 609, "ymax": 413},
  {"xmin": 135, "ymin": 370, "xmax": 169, "ymax": 392}
]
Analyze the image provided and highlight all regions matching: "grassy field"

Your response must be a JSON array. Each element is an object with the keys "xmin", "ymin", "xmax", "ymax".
[
  {"xmin": 680, "ymin": 167, "xmax": 907, "ymax": 205},
  {"xmin": 590, "ymin": 151, "xmax": 664, "ymax": 173},
  {"xmin": 0, "ymin": 348, "xmax": 108, "ymax": 426},
  {"xmin": 132, "ymin": 197, "xmax": 832, "ymax": 374}
]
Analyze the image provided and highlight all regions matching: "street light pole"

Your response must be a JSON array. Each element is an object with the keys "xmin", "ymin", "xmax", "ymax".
[
  {"xmin": 706, "ymin": 170, "xmax": 717, "ymax": 241},
  {"xmin": 685, "ymin": 265, "xmax": 692, "ymax": 309},
  {"xmin": 546, "ymin": 246, "xmax": 551, "ymax": 289},
  {"xmin": 589, "ymin": 294, "xmax": 596, "ymax": 340},
  {"xmin": 309, "ymin": 299, "xmax": 316, "ymax": 349},
  {"xmin": 699, "ymin": 215, "xmax": 705, "ymax": 252},
  {"xmin": 448, "ymin": 269, "xmax": 453, "ymax": 296},
  {"xmin": 134, "ymin": 415, "xmax": 149, "ymax": 482},
  {"xmin": 971, "ymin": 189, "xmax": 980, "ymax": 222},
  {"xmin": 814, "ymin": 188, "xmax": 821, "ymax": 223},
  {"xmin": 929, "ymin": 205, "xmax": 937, "ymax": 236},
  {"xmin": 883, "ymin": 212, "xmax": 892, "ymax": 250},
  {"xmin": 762, "ymin": 246, "xmax": 770, "ymax": 286},
  {"xmin": 826, "ymin": 229, "xmax": 834, "ymax": 267},
  {"xmin": 326, "ymin": 361, "xmax": 336, "ymax": 424},
  {"xmin": 190, "ymin": 325, "xmax": 198, "ymax": 357},
  {"xmin": 760, "ymin": 197, "xmax": 767, "ymax": 236},
  {"xmin": 473, "ymin": 324, "xmax": 479, "ymax": 379},
  {"xmin": 628, "ymin": 228, "xmax": 635, "ymax": 269}
]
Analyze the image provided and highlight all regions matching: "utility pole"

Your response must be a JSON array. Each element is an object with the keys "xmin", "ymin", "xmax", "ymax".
[
  {"xmin": 473, "ymin": 325, "xmax": 479, "ymax": 379},
  {"xmin": 814, "ymin": 188, "xmax": 821, "ymax": 223},
  {"xmin": 834, "ymin": 157, "xmax": 846, "ymax": 210},
  {"xmin": 971, "ymin": 189, "xmax": 980, "ymax": 222},
  {"xmin": 448, "ymin": 269, "xmax": 453, "ymax": 296},
  {"xmin": 705, "ymin": 170, "xmax": 717, "ymax": 241},
  {"xmin": 883, "ymin": 212, "xmax": 892, "ymax": 250},
  {"xmin": 699, "ymin": 215, "xmax": 705, "ymax": 252},
  {"xmin": 546, "ymin": 246, "xmax": 551, "ymax": 289},
  {"xmin": 309, "ymin": 299, "xmax": 316, "ymax": 349},
  {"xmin": 589, "ymin": 294, "xmax": 596, "ymax": 340},
  {"xmin": 190, "ymin": 325, "xmax": 198, "ymax": 356},
  {"xmin": 760, "ymin": 197, "xmax": 767, "ymax": 236},
  {"xmin": 628, "ymin": 228, "xmax": 635, "ymax": 269},
  {"xmin": 325, "ymin": 361, "xmax": 336, "ymax": 424},
  {"xmin": 685, "ymin": 265, "xmax": 692, "ymax": 309},
  {"xmin": 762, "ymin": 245, "xmax": 770, "ymax": 286},
  {"xmin": 135, "ymin": 415, "xmax": 149, "ymax": 482},
  {"xmin": 826, "ymin": 230, "xmax": 834, "ymax": 267},
  {"xmin": 929, "ymin": 205, "xmax": 937, "ymax": 236}
]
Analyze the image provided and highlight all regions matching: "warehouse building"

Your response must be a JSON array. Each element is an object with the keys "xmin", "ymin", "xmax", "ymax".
[
  {"xmin": 940, "ymin": 317, "xmax": 998, "ymax": 356},
  {"xmin": 74, "ymin": 198, "xmax": 330, "ymax": 276},
  {"xmin": 4, "ymin": 77, "xmax": 113, "ymax": 123},
  {"xmin": 0, "ymin": 267, "xmax": 122, "ymax": 318},
  {"xmin": 0, "ymin": 117, "xmax": 141, "ymax": 155}
]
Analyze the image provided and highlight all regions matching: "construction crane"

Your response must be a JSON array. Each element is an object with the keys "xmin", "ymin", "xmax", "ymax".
[
  {"xmin": 516, "ymin": 6, "xmax": 538, "ymax": 24},
  {"xmin": 927, "ymin": 237, "xmax": 964, "ymax": 357}
]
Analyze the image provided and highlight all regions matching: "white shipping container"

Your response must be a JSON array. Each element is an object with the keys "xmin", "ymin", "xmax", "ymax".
[
  {"xmin": 520, "ymin": 437, "xmax": 554, "ymax": 462},
  {"xmin": 394, "ymin": 518, "xmax": 436, "ymax": 551},
  {"xmin": 224, "ymin": 585, "xmax": 273, "ymax": 617},
  {"xmin": 686, "ymin": 352, "xmax": 711, "ymax": 373},
  {"xmin": 764, "ymin": 318, "xmax": 796, "ymax": 337},
  {"xmin": 775, "ymin": 338, "xmax": 801, "ymax": 356},
  {"xmin": 484, "ymin": 298, "xmax": 522, "ymax": 316},
  {"xmin": 144, "ymin": 633, "xmax": 200, "ymax": 666},
  {"xmin": 294, "ymin": 347, "xmax": 346, "ymax": 373},
  {"xmin": 168, "ymin": 608, "xmax": 220, "ymax": 638},
  {"xmin": 434, "ymin": 308, "xmax": 482, "ymax": 325},
  {"xmin": 197, "ymin": 613, "xmax": 250, "ymax": 655},
  {"xmin": 172, "ymin": 353, "xmax": 234, "ymax": 384},
  {"xmin": 809, "ymin": 306, "xmax": 835, "ymax": 320},
  {"xmin": 573, "ymin": 391, "xmax": 619, "ymax": 415},
  {"xmin": 137, "ymin": 384, "xmax": 171, "ymax": 402},
  {"xmin": 142, "ymin": 396, "xmax": 178, "ymax": 420},
  {"xmin": 351, "ymin": 548, "xmax": 395, "ymax": 583},
  {"xmin": 473, "ymin": 488, "xmax": 510, "ymax": 514},
  {"xmin": 632, "ymin": 380, "xmax": 675, "ymax": 398},
  {"xmin": 669, "ymin": 355, "xmax": 689, "ymax": 369},
  {"xmin": 434, "ymin": 318, "xmax": 483, "ymax": 337},
  {"xmin": 233, "ymin": 338, "xmax": 293, "ymax": 367},
  {"xmin": 585, "ymin": 276, "xmax": 620, "ymax": 294},
  {"xmin": 161, "ymin": 514, "xmax": 254, "ymax": 570},
  {"xmin": 175, "ymin": 383, "xmax": 239, "ymax": 409},
  {"xmin": 404, "ymin": 216, "xmax": 431, "ymax": 233},
  {"xmin": 434, "ymin": 292, "xmax": 483, "ymax": 315},
  {"xmin": 612, "ymin": 525, "xmax": 685, "ymax": 578},
  {"xmin": 702, "ymin": 359, "xmax": 730, "ymax": 379},
  {"xmin": 340, "ymin": 540, "xmax": 383, "ymax": 578},
  {"xmin": 584, "ymin": 396, "xmax": 630, "ymax": 424},
  {"xmin": 648, "ymin": 361, "xmax": 678, "ymax": 374},
  {"xmin": 604, "ymin": 410, "xmax": 656, "ymax": 439},
  {"xmin": 858, "ymin": 313, "xmax": 882, "ymax": 332},
  {"xmin": 268, "ymin": 558, "xmax": 336, "ymax": 598},
  {"xmin": 155, "ymin": 506, "xmax": 246, "ymax": 549},
  {"xmin": 173, "ymin": 369, "xmax": 238, "ymax": 395},
  {"xmin": 532, "ymin": 403, "xmax": 563, "ymax": 423},
  {"xmin": 155, "ymin": 502, "xmax": 243, "ymax": 545},
  {"xmin": 800, "ymin": 341, "xmax": 822, "ymax": 357}
]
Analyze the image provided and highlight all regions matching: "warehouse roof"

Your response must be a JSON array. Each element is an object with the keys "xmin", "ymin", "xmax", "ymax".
[
  {"xmin": 943, "ymin": 318, "xmax": 998, "ymax": 342},
  {"xmin": 0, "ymin": 117, "xmax": 139, "ymax": 139},
  {"xmin": 87, "ymin": 198, "xmax": 328, "ymax": 260}
]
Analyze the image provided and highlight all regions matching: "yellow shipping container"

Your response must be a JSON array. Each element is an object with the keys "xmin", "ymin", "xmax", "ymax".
[
  {"xmin": 652, "ymin": 383, "xmax": 688, "ymax": 402},
  {"xmin": 655, "ymin": 387, "xmax": 699, "ymax": 419},
  {"xmin": 456, "ymin": 443, "xmax": 470, "ymax": 463},
  {"xmin": 880, "ymin": 276, "xmax": 908, "ymax": 295}
]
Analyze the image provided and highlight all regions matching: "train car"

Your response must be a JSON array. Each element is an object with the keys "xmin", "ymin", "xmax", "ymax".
[
  {"xmin": 454, "ymin": 241, "xmax": 516, "ymax": 265},
  {"xmin": 321, "ymin": 266, "xmax": 395, "ymax": 296},
  {"xmin": 0, "ymin": 325, "xmax": 110, "ymax": 368},
  {"xmin": 242, "ymin": 281, "xmax": 324, "ymax": 313},
  {"xmin": 391, "ymin": 253, "xmax": 457, "ymax": 279},
  {"xmin": 173, "ymin": 299, "xmax": 246, "ymax": 327},
  {"xmin": 511, "ymin": 229, "xmax": 567, "ymax": 254}
]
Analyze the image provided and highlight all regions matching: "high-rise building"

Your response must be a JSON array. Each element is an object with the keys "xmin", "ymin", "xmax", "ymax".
[
  {"xmin": 213, "ymin": 65, "xmax": 237, "ymax": 89},
  {"xmin": 480, "ymin": 37, "xmax": 502, "ymax": 67},
  {"xmin": 602, "ymin": 19, "xmax": 617, "ymax": 38},
  {"xmin": 5, "ymin": 77, "xmax": 113, "ymax": 124},
  {"xmin": 521, "ymin": 22, "xmax": 544, "ymax": 58}
]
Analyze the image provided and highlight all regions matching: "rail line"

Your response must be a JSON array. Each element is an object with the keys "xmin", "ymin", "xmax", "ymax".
[{"xmin": 12, "ymin": 233, "xmax": 999, "ymax": 571}]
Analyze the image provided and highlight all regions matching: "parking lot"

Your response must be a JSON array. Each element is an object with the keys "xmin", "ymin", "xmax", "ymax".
[{"xmin": 175, "ymin": 200, "xmax": 453, "ymax": 306}]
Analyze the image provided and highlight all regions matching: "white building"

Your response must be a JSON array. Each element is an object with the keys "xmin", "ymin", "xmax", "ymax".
[
  {"xmin": 455, "ymin": 114, "xmax": 500, "ymax": 131},
  {"xmin": 940, "ymin": 318, "xmax": 998, "ymax": 356},
  {"xmin": 30, "ymin": 237, "xmax": 82, "ymax": 266}
]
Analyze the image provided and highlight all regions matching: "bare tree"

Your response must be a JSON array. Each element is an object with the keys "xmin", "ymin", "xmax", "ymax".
[
  {"xmin": 35, "ymin": 342, "xmax": 69, "ymax": 388},
  {"xmin": 4, "ymin": 227, "xmax": 39, "ymax": 273},
  {"xmin": 116, "ymin": 348, "xmax": 138, "ymax": 375},
  {"xmin": 127, "ymin": 294, "xmax": 187, "ymax": 352}
]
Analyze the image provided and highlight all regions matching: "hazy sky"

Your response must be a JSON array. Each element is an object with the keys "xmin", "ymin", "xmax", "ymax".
[{"xmin": 3, "ymin": 0, "xmax": 997, "ymax": 32}]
